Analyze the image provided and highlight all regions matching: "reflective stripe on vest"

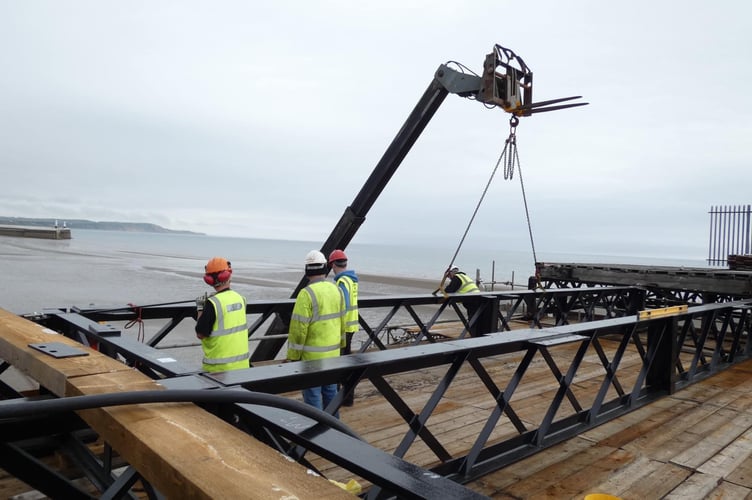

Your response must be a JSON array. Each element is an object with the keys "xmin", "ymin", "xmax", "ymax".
[
  {"xmin": 457, "ymin": 273, "xmax": 480, "ymax": 294},
  {"xmin": 337, "ymin": 275, "xmax": 359, "ymax": 332},
  {"xmin": 287, "ymin": 342, "xmax": 341, "ymax": 353},
  {"xmin": 203, "ymin": 352, "xmax": 250, "ymax": 365}
]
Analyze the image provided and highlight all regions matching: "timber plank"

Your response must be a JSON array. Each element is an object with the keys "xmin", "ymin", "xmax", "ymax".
[
  {"xmin": 543, "ymin": 447, "xmax": 636, "ymax": 499},
  {"xmin": 619, "ymin": 462, "xmax": 692, "ymax": 499},
  {"xmin": 705, "ymin": 480, "xmax": 752, "ymax": 499},
  {"xmin": 725, "ymin": 453, "xmax": 752, "ymax": 488},
  {"xmin": 671, "ymin": 412, "xmax": 752, "ymax": 470},
  {"xmin": 0, "ymin": 309, "xmax": 353, "ymax": 499},
  {"xmin": 0, "ymin": 311, "xmax": 130, "ymax": 395},
  {"xmin": 620, "ymin": 401, "xmax": 724, "ymax": 459},
  {"xmin": 697, "ymin": 426, "xmax": 752, "ymax": 476},
  {"xmin": 585, "ymin": 455, "xmax": 655, "ymax": 498},
  {"xmin": 584, "ymin": 398, "xmax": 693, "ymax": 446},
  {"xmin": 663, "ymin": 472, "xmax": 723, "ymax": 499},
  {"xmin": 498, "ymin": 442, "xmax": 617, "ymax": 498},
  {"xmin": 466, "ymin": 436, "xmax": 596, "ymax": 492}
]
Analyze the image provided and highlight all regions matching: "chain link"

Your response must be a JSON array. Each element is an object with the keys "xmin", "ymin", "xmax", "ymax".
[{"xmin": 444, "ymin": 114, "xmax": 538, "ymax": 284}]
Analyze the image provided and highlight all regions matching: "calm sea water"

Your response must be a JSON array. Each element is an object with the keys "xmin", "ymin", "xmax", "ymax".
[{"xmin": 0, "ymin": 228, "xmax": 711, "ymax": 315}]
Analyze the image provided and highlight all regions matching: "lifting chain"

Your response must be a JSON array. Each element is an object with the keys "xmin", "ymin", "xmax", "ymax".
[
  {"xmin": 494, "ymin": 116, "xmax": 541, "ymax": 285},
  {"xmin": 435, "ymin": 115, "xmax": 540, "ymax": 295},
  {"xmin": 503, "ymin": 116, "xmax": 519, "ymax": 180}
]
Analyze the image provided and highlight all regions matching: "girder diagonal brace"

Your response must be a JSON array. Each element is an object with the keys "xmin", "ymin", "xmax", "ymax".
[{"xmin": 233, "ymin": 403, "xmax": 486, "ymax": 500}]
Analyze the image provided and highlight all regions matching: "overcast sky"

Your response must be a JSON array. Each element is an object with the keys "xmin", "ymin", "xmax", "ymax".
[{"xmin": 2, "ymin": 1, "xmax": 751, "ymax": 261}]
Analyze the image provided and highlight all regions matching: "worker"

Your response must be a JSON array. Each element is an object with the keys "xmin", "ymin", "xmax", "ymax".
[
  {"xmin": 329, "ymin": 249, "xmax": 359, "ymax": 406},
  {"xmin": 194, "ymin": 257, "xmax": 250, "ymax": 372},
  {"xmin": 444, "ymin": 266, "xmax": 482, "ymax": 337},
  {"xmin": 287, "ymin": 250, "xmax": 346, "ymax": 416}
]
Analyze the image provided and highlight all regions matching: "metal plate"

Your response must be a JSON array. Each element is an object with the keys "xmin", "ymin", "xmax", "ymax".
[{"xmin": 28, "ymin": 342, "xmax": 89, "ymax": 358}]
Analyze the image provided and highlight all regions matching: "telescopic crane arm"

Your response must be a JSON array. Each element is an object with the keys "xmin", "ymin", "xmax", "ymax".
[{"xmin": 252, "ymin": 45, "xmax": 587, "ymax": 361}]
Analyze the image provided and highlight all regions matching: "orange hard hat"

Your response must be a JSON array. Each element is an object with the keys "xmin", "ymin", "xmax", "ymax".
[
  {"xmin": 205, "ymin": 256, "xmax": 231, "ymax": 274},
  {"xmin": 328, "ymin": 249, "xmax": 348, "ymax": 264}
]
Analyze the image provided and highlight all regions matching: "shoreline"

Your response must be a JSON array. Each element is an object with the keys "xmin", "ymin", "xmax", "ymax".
[{"xmin": 148, "ymin": 266, "xmax": 441, "ymax": 293}]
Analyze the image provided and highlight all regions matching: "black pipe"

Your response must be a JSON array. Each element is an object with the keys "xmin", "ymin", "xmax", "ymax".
[{"xmin": 0, "ymin": 390, "xmax": 361, "ymax": 440}]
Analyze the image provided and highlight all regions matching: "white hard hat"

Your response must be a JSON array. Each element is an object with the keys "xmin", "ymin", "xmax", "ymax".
[
  {"xmin": 304, "ymin": 250, "xmax": 328, "ymax": 276},
  {"xmin": 305, "ymin": 250, "xmax": 327, "ymax": 266}
]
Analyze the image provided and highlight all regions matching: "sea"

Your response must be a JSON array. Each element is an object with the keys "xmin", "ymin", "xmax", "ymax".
[{"xmin": 0, "ymin": 228, "xmax": 712, "ymax": 316}]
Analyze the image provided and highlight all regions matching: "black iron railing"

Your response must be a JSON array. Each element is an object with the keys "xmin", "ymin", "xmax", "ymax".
[{"xmin": 708, "ymin": 204, "xmax": 752, "ymax": 266}]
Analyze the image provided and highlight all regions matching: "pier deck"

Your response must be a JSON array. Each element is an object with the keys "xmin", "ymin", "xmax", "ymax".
[
  {"xmin": 2, "ymin": 283, "xmax": 752, "ymax": 498},
  {"xmin": 469, "ymin": 355, "xmax": 752, "ymax": 498},
  {"xmin": 314, "ymin": 341, "xmax": 752, "ymax": 499}
]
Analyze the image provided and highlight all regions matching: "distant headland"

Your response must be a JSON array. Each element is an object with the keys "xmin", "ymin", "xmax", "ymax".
[{"xmin": 0, "ymin": 216, "xmax": 204, "ymax": 235}]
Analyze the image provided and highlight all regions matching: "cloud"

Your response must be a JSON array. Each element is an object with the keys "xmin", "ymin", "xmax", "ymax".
[{"xmin": 1, "ymin": 1, "xmax": 751, "ymax": 262}]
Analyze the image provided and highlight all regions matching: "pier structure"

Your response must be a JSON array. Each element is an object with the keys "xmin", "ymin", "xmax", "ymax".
[
  {"xmin": 0, "ymin": 224, "xmax": 71, "ymax": 240},
  {"xmin": 1, "ymin": 264, "xmax": 752, "ymax": 498}
]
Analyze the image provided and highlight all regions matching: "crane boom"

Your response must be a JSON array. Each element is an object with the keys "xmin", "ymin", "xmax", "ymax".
[{"xmin": 251, "ymin": 45, "xmax": 587, "ymax": 362}]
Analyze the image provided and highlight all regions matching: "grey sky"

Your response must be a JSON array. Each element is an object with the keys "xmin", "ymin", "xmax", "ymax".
[{"xmin": 2, "ymin": 1, "xmax": 750, "ymax": 261}]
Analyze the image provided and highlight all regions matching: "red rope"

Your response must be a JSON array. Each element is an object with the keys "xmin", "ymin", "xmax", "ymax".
[{"xmin": 124, "ymin": 303, "xmax": 145, "ymax": 342}]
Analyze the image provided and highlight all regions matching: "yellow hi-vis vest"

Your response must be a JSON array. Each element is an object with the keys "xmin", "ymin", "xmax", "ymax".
[
  {"xmin": 202, "ymin": 290, "xmax": 249, "ymax": 372},
  {"xmin": 287, "ymin": 280, "xmax": 345, "ymax": 361},
  {"xmin": 456, "ymin": 273, "xmax": 480, "ymax": 294},
  {"xmin": 336, "ymin": 274, "xmax": 359, "ymax": 337}
]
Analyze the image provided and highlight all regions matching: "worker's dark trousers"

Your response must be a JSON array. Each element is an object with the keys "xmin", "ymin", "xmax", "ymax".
[{"xmin": 339, "ymin": 332, "xmax": 356, "ymax": 405}]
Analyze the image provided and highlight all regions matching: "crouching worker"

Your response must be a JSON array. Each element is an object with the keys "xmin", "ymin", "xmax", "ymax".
[
  {"xmin": 195, "ymin": 256, "xmax": 250, "ymax": 372},
  {"xmin": 444, "ymin": 266, "xmax": 482, "ymax": 337},
  {"xmin": 287, "ymin": 250, "xmax": 346, "ymax": 417}
]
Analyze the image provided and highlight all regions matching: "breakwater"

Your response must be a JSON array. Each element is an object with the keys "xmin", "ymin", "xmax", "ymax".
[{"xmin": 0, "ymin": 225, "xmax": 71, "ymax": 240}]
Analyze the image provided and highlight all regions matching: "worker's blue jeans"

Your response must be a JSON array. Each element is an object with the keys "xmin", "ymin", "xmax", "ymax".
[{"xmin": 303, "ymin": 384, "xmax": 340, "ymax": 419}]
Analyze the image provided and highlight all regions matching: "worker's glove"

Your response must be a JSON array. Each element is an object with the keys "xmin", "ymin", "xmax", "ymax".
[{"xmin": 195, "ymin": 292, "xmax": 208, "ymax": 312}]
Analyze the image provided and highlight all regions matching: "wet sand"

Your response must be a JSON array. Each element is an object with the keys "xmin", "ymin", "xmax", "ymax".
[{"xmin": 147, "ymin": 266, "xmax": 441, "ymax": 295}]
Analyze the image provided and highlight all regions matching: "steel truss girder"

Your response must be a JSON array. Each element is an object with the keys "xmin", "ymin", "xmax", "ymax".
[
  {"xmin": 16, "ymin": 291, "xmax": 752, "ymax": 495},
  {"xmin": 0, "ymin": 414, "xmax": 161, "ymax": 499},
  {"xmin": 34, "ymin": 287, "xmax": 639, "ymax": 368},
  {"xmin": 195, "ymin": 299, "xmax": 752, "ymax": 485}
]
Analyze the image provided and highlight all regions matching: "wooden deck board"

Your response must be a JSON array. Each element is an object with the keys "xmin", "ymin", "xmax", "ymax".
[
  {"xmin": 462, "ymin": 358, "xmax": 752, "ymax": 499},
  {"xmin": 336, "ymin": 333, "xmax": 752, "ymax": 499}
]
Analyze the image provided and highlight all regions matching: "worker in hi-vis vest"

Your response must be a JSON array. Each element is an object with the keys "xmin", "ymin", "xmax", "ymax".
[
  {"xmin": 287, "ymin": 250, "xmax": 346, "ymax": 416},
  {"xmin": 329, "ymin": 248, "xmax": 359, "ymax": 406},
  {"xmin": 444, "ymin": 266, "xmax": 482, "ymax": 337},
  {"xmin": 194, "ymin": 257, "xmax": 250, "ymax": 372}
]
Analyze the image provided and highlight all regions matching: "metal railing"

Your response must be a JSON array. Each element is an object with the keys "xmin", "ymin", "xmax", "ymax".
[{"xmin": 708, "ymin": 204, "xmax": 752, "ymax": 266}]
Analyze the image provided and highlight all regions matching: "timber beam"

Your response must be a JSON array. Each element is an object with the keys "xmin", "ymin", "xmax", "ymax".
[{"xmin": 0, "ymin": 308, "xmax": 353, "ymax": 499}]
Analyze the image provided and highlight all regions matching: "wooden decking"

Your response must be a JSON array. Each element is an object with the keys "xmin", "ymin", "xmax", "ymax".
[
  {"xmin": 314, "ymin": 337, "xmax": 752, "ymax": 499},
  {"xmin": 465, "ymin": 359, "xmax": 752, "ymax": 499},
  {"xmin": 3, "ymin": 306, "xmax": 752, "ymax": 498}
]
